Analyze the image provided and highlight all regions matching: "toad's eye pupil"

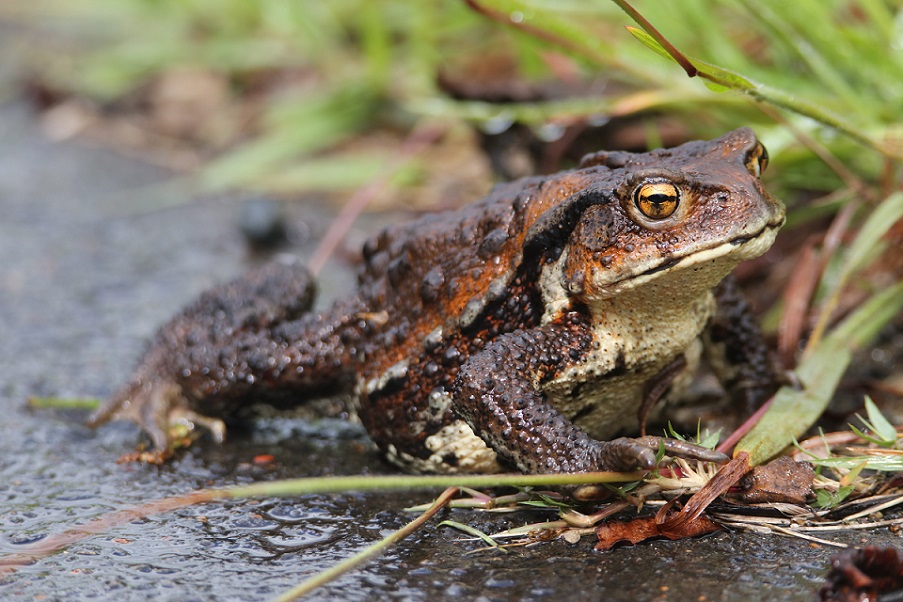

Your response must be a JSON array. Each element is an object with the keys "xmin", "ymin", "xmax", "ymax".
[
  {"xmin": 634, "ymin": 182, "xmax": 680, "ymax": 220},
  {"xmin": 746, "ymin": 142, "xmax": 769, "ymax": 177}
]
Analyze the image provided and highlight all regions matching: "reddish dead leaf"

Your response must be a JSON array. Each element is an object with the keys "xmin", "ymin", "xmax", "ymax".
[
  {"xmin": 595, "ymin": 510, "xmax": 722, "ymax": 551},
  {"xmin": 777, "ymin": 243, "xmax": 821, "ymax": 366},
  {"xmin": 253, "ymin": 454, "xmax": 276, "ymax": 466},
  {"xmin": 820, "ymin": 546, "xmax": 903, "ymax": 602},
  {"xmin": 735, "ymin": 456, "xmax": 814, "ymax": 505}
]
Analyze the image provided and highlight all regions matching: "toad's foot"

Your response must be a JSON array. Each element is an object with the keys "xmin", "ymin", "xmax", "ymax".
[
  {"xmin": 87, "ymin": 381, "xmax": 226, "ymax": 455},
  {"xmin": 572, "ymin": 436, "xmax": 728, "ymax": 501},
  {"xmin": 597, "ymin": 436, "xmax": 726, "ymax": 473},
  {"xmin": 632, "ymin": 436, "xmax": 728, "ymax": 464}
]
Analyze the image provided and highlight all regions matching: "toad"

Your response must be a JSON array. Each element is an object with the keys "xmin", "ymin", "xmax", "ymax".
[{"xmin": 89, "ymin": 128, "xmax": 784, "ymax": 475}]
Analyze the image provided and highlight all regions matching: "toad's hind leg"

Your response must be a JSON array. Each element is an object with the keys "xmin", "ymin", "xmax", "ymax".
[{"xmin": 89, "ymin": 258, "xmax": 360, "ymax": 453}]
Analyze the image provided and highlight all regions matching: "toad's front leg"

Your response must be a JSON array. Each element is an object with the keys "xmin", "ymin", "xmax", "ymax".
[{"xmin": 451, "ymin": 309, "xmax": 723, "ymax": 475}]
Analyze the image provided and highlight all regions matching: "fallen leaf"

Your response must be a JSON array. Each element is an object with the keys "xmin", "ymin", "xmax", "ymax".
[
  {"xmin": 595, "ymin": 512, "xmax": 722, "ymax": 551},
  {"xmin": 736, "ymin": 456, "xmax": 814, "ymax": 504},
  {"xmin": 253, "ymin": 454, "xmax": 276, "ymax": 466},
  {"xmin": 819, "ymin": 546, "xmax": 903, "ymax": 602}
]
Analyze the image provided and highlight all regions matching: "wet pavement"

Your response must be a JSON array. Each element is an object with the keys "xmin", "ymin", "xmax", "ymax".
[{"xmin": 1, "ymin": 41, "xmax": 902, "ymax": 602}]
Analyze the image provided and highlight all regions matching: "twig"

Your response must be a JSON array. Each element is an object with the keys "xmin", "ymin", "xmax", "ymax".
[
  {"xmin": 608, "ymin": 0, "xmax": 696, "ymax": 76},
  {"xmin": 271, "ymin": 487, "xmax": 459, "ymax": 601},
  {"xmin": 462, "ymin": 0, "xmax": 610, "ymax": 64},
  {"xmin": 751, "ymin": 524, "xmax": 848, "ymax": 548}
]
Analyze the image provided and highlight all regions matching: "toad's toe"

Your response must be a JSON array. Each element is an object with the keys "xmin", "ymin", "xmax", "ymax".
[
  {"xmin": 600, "ymin": 437, "xmax": 659, "ymax": 471},
  {"xmin": 633, "ymin": 436, "xmax": 728, "ymax": 464},
  {"xmin": 88, "ymin": 380, "xmax": 223, "ymax": 454}
]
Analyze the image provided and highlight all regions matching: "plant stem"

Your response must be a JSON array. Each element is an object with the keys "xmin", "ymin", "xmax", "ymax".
[
  {"xmin": 270, "ymin": 487, "xmax": 460, "ymax": 602},
  {"xmin": 608, "ymin": 0, "xmax": 696, "ymax": 76},
  {"xmin": 222, "ymin": 470, "xmax": 647, "ymax": 500}
]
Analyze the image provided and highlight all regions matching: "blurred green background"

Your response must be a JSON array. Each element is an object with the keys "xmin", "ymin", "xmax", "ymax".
[{"xmin": 2, "ymin": 0, "xmax": 900, "ymax": 208}]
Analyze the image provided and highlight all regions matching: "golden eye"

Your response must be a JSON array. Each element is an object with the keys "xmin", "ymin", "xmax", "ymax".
[
  {"xmin": 634, "ymin": 181, "xmax": 680, "ymax": 220},
  {"xmin": 745, "ymin": 142, "xmax": 769, "ymax": 177}
]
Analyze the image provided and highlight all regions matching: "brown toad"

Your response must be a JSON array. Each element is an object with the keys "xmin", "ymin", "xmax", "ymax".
[{"xmin": 89, "ymin": 128, "xmax": 784, "ymax": 475}]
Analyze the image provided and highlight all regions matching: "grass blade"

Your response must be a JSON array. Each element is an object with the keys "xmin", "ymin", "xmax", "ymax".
[
  {"xmin": 271, "ymin": 487, "xmax": 460, "ymax": 602},
  {"xmin": 620, "ymin": 6, "xmax": 900, "ymax": 160},
  {"xmin": 737, "ymin": 279, "xmax": 903, "ymax": 466}
]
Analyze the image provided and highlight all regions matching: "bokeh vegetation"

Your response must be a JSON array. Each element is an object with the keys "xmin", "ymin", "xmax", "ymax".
[{"xmin": 2, "ymin": 0, "xmax": 899, "ymax": 202}]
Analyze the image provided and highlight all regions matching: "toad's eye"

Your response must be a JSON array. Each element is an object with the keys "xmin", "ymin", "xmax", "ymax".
[
  {"xmin": 745, "ymin": 141, "xmax": 769, "ymax": 178},
  {"xmin": 634, "ymin": 181, "xmax": 680, "ymax": 220}
]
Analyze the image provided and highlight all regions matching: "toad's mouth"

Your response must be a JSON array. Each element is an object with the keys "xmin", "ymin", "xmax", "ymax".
[{"xmin": 633, "ymin": 218, "xmax": 784, "ymax": 282}]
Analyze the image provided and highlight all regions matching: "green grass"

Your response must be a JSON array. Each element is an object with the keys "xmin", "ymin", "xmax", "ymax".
[{"xmin": 4, "ymin": 0, "xmax": 899, "ymax": 199}]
